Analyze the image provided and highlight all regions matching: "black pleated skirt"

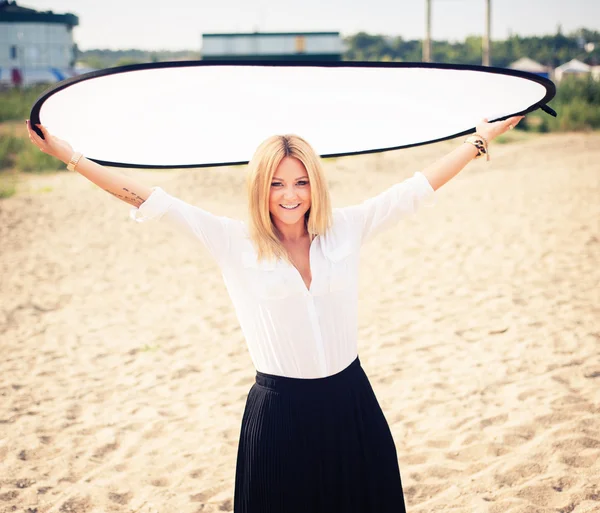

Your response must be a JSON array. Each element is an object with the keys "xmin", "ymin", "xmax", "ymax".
[{"xmin": 233, "ymin": 355, "xmax": 406, "ymax": 513}]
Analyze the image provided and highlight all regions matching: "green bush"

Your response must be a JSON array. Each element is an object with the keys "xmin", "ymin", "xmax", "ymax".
[
  {"xmin": 526, "ymin": 75, "xmax": 600, "ymax": 132},
  {"xmin": 0, "ymin": 85, "xmax": 50, "ymax": 122},
  {"xmin": 0, "ymin": 132, "xmax": 26, "ymax": 168},
  {"xmin": 15, "ymin": 146, "xmax": 65, "ymax": 172},
  {"xmin": 0, "ymin": 173, "xmax": 17, "ymax": 199},
  {"xmin": 1, "ymin": 127, "xmax": 66, "ymax": 172},
  {"xmin": 555, "ymin": 74, "xmax": 600, "ymax": 104},
  {"xmin": 553, "ymin": 99, "xmax": 600, "ymax": 131}
]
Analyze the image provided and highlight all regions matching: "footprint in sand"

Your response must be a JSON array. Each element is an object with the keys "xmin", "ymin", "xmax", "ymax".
[
  {"xmin": 552, "ymin": 436, "xmax": 600, "ymax": 451},
  {"xmin": 59, "ymin": 495, "xmax": 92, "ymax": 512},
  {"xmin": 549, "ymin": 475, "xmax": 579, "ymax": 493},
  {"xmin": 218, "ymin": 498, "xmax": 233, "ymax": 511},
  {"xmin": 150, "ymin": 477, "xmax": 170, "ymax": 487},
  {"xmin": 402, "ymin": 482, "xmax": 452, "ymax": 504},
  {"xmin": 446, "ymin": 442, "xmax": 510, "ymax": 462},
  {"xmin": 424, "ymin": 438, "xmax": 450, "ymax": 449},
  {"xmin": 92, "ymin": 441, "xmax": 119, "ymax": 459},
  {"xmin": 108, "ymin": 490, "xmax": 133, "ymax": 505},
  {"xmin": 65, "ymin": 403, "xmax": 82, "ymax": 421},
  {"xmin": 0, "ymin": 490, "xmax": 19, "ymax": 501},
  {"xmin": 420, "ymin": 464, "xmax": 457, "ymax": 480},
  {"xmin": 577, "ymin": 417, "xmax": 600, "ymax": 437},
  {"xmin": 535, "ymin": 411, "xmax": 574, "ymax": 426},
  {"xmin": 560, "ymin": 452, "xmax": 598, "ymax": 468},
  {"xmin": 189, "ymin": 483, "xmax": 229, "ymax": 503},
  {"xmin": 402, "ymin": 452, "xmax": 430, "ymax": 465},
  {"xmin": 550, "ymin": 395, "xmax": 595, "ymax": 413},
  {"xmin": 501, "ymin": 424, "xmax": 537, "ymax": 447},
  {"xmin": 479, "ymin": 413, "xmax": 509, "ymax": 429},
  {"xmin": 583, "ymin": 365, "xmax": 600, "ymax": 379},
  {"xmin": 515, "ymin": 484, "xmax": 563, "ymax": 509},
  {"xmin": 517, "ymin": 389, "xmax": 543, "ymax": 401},
  {"xmin": 493, "ymin": 460, "xmax": 546, "ymax": 487},
  {"xmin": 189, "ymin": 468, "xmax": 204, "ymax": 479}
]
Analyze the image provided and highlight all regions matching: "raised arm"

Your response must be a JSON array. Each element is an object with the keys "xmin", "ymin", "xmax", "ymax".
[
  {"xmin": 422, "ymin": 115, "xmax": 525, "ymax": 191},
  {"xmin": 26, "ymin": 121, "xmax": 239, "ymax": 265},
  {"xmin": 335, "ymin": 115, "xmax": 526, "ymax": 245},
  {"xmin": 26, "ymin": 121, "xmax": 152, "ymax": 206}
]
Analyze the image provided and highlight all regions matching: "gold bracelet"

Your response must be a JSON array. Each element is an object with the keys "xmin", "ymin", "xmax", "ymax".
[
  {"xmin": 464, "ymin": 134, "xmax": 490, "ymax": 161},
  {"xmin": 67, "ymin": 152, "xmax": 84, "ymax": 171}
]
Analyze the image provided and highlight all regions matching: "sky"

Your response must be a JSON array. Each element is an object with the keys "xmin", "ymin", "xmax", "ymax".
[{"xmin": 19, "ymin": 0, "xmax": 600, "ymax": 51}]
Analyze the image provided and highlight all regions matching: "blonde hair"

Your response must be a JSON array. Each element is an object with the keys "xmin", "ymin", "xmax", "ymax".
[{"xmin": 246, "ymin": 134, "xmax": 332, "ymax": 262}]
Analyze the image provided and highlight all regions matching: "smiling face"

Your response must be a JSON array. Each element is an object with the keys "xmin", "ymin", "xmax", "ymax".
[
  {"xmin": 246, "ymin": 134, "xmax": 331, "ymax": 261},
  {"xmin": 268, "ymin": 156, "xmax": 312, "ymax": 233}
]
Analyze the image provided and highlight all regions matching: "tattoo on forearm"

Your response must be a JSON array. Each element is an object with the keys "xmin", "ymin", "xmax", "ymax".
[{"xmin": 104, "ymin": 187, "xmax": 144, "ymax": 207}]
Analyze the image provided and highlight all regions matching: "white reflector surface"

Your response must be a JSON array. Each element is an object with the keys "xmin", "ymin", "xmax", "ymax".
[{"xmin": 31, "ymin": 62, "xmax": 554, "ymax": 168}]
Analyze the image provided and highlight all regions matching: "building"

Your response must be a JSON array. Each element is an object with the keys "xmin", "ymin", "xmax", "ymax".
[
  {"xmin": 554, "ymin": 58, "xmax": 591, "ymax": 83},
  {"xmin": 0, "ymin": 0, "xmax": 79, "ymax": 87},
  {"xmin": 508, "ymin": 57, "xmax": 551, "ymax": 80},
  {"xmin": 201, "ymin": 32, "xmax": 343, "ymax": 61}
]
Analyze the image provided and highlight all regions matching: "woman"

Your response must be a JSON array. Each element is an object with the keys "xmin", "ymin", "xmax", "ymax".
[{"xmin": 26, "ymin": 115, "xmax": 524, "ymax": 513}]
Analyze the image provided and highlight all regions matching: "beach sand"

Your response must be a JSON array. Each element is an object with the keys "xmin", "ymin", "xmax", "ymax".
[{"xmin": 1, "ymin": 132, "xmax": 599, "ymax": 512}]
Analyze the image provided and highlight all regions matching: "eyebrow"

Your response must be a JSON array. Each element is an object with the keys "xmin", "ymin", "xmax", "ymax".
[{"xmin": 272, "ymin": 175, "xmax": 309, "ymax": 181}]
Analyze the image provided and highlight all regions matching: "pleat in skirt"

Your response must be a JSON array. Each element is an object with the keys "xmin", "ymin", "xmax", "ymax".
[{"xmin": 233, "ymin": 355, "xmax": 407, "ymax": 513}]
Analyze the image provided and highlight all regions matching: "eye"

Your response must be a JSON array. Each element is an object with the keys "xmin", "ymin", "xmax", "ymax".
[
  {"xmin": 271, "ymin": 182, "xmax": 282, "ymax": 187},
  {"xmin": 297, "ymin": 180, "xmax": 309, "ymax": 186}
]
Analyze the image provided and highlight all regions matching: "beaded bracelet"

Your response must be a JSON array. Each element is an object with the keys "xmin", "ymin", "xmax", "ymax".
[{"xmin": 464, "ymin": 134, "xmax": 490, "ymax": 161}]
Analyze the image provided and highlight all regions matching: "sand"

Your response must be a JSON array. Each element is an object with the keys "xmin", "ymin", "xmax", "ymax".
[{"xmin": 0, "ymin": 132, "xmax": 599, "ymax": 513}]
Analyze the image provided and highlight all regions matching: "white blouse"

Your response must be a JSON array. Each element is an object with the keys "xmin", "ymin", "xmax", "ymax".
[{"xmin": 130, "ymin": 171, "xmax": 435, "ymax": 378}]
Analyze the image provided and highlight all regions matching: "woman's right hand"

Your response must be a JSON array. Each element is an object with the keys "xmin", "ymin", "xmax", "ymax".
[{"xmin": 25, "ymin": 120, "xmax": 74, "ymax": 164}]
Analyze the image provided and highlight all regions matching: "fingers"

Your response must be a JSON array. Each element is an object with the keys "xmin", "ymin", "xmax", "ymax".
[
  {"xmin": 26, "ymin": 120, "xmax": 41, "ymax": 137},
  {"xmin": 26, "ymin": 121, "xmax": 41, "ymax": 142},
  {"xmin": 482, "ymin": 115, "xmax": 524, "ymax": 126},
  {"xmin": 36, "ymin": 123, "xmax": 49, "ymax": 136},
  {"xmin": 26, "ymin": 120, "xmax": 35, "ymax": 140},
  {"xmin": 25, "ymin": 120, "xmax": 47, "ymax": 149},
  {"xmin": 480, "ymin": 116, "xmax": 523, "ymax": 134},
  {"xmin": 25, "ymin": 119, "xmax": 48, "ymax": 139},
  {"xmin": 504, "ymin": 115, "xmax": 525, "ymax": 131},
  {"xmin": 35, "ymin": 122, "xmax": 49, "ymax": 141}
]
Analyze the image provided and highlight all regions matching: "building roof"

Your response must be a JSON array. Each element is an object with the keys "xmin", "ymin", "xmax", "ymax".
[
  {"xmin": 0, "ymin": 0, "xmax": 78, "ymax": 26},
  {"xmin": 508, "ymin": 57, "xmax": 548, "ymax": 72},
  {"xmin": 203, "ymin": 32, "xmax": 340, "ymax": 38},
  {"xmin": 556, "ymin": 59, "xmax": 591, "ymax": 73}
]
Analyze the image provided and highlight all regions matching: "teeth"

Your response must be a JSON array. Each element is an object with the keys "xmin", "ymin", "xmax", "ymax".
[{"xmin": 281, "ymin": 204, "xmax": 300, "ymax": 209}]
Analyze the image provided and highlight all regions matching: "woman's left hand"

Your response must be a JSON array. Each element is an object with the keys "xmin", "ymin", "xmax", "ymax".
[{"xmin": 476, "ymin": 115, "xmax": 525, "ymax": 142}]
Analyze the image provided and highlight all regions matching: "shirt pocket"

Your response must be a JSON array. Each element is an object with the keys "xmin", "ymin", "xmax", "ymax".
[
  {"xmin": 323, "ymin": 243, "xmax": 354, "ymax": 293},
  {"xmin": 241, "ymin": 251, "xmax": 296, "ymax": 300}
]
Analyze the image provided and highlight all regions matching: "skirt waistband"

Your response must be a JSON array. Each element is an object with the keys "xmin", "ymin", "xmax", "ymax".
[{"xmin": 255, "ymin": 355, "xmax": 362, "ymax": 393}]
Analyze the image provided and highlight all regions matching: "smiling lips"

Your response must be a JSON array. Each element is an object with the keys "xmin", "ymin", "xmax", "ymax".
[{"xmin": 280, "ymin": 203, "xmax": 300, "ymax": 210}]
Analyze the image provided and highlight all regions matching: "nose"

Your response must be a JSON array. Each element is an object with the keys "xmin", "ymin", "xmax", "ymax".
[{"xmin": 282, "ymin": 186, "xmax": 297, "ymax": 201}]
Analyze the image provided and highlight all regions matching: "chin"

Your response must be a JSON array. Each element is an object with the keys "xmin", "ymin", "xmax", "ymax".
[
  {"xmin": 271, "ymin": 206, "xmax": 310, "ymax": 225},
  {"xmin": 274, "ymin": 214, "xmax": 304, "ymax": 225}
]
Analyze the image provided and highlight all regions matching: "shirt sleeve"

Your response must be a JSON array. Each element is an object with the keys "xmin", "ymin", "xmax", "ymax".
[
  {"xmin": 334, "ymin": 171, "xmax": 435, "ymax": 245},
  {"xmin": 129, "ymin": 186, "xmax": 238, "ymax": 265}
]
